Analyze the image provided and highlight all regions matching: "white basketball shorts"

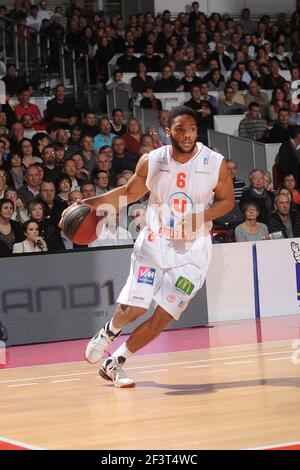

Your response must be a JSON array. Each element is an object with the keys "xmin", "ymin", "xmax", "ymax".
[{"xmin": 117, "ymin": 235, "xmax": 212, "ymax": 320}]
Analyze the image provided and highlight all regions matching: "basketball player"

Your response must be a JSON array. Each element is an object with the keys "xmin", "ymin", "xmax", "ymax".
[{"xmin": 63, "ymin": 106, "xmax": 234, "ymax": 387}]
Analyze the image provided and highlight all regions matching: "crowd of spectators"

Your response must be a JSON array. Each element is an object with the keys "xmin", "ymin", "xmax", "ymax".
[{"xmin": 1, "ymin": 1, "xmax": 300, "ymax": 255}]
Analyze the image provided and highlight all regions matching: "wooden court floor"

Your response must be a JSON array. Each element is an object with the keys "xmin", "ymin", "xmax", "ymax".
[{"xmin": 0, "ymin": 339, "xmax": 300, "ymax": 450}]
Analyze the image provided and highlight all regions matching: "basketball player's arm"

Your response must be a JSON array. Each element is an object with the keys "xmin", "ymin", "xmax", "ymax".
[
  {"xmin": 81, "ymin": 154, "xmax": 149, "ymax": 209},
  {"xmin": 203, "ymin": 159, "xmax": 235, "ymax": 223}
]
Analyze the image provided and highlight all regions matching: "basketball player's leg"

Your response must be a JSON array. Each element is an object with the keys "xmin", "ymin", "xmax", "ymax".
[{"xmin": 85, "ymin": 252, "xmax": 162, "ymax": 364}]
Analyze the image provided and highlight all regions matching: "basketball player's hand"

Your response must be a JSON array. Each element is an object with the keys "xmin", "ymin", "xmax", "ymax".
[{"xmin": 59, "ymin": 200, "xmax": 83, "ymax": 229}]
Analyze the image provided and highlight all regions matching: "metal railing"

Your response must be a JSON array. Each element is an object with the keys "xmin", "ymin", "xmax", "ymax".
[{"xmin": 0, "ymin": 15, "xmax": 95, "ymax": 107}]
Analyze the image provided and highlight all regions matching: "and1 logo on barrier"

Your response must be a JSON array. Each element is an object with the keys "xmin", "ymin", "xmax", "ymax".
[
  {"xmin": 175, "ymin": 276, "xmax": 195, "ymax": 296},
  {"xmin": 137, "ymin": 267, "xmax": 156, "ymax": 286},
  {"xmin": 291, "ymin": 242, "xmax": 300, "ymax": 301}
]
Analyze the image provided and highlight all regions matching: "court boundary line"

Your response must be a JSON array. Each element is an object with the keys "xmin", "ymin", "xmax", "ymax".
[
  {"xmin": 0, "ymin": 436, "xmax": 44, "ymax": 450},
  {"xmin": 246, "ymin": 440, "xmax": 300, "ymax": 450}
]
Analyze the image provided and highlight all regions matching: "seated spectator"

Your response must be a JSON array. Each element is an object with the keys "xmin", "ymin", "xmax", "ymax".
[
  {"xmin": 80, "ymin": 110, "xmax": 98, "ymax": 138},
  {"xmin": 81, "ymin": 134, "xmax": 97, "ymax": 173},
  {"xmin": 217, "ymin": 86, "xmax": 246, "ymax": 115},
  {"xmin": 139, "ymin": 43, "xmax": 162, "ymax": 72},
  {"xmin": 32, "ymin": 132, "xmax": 50, "ymax": 159},
  {"xmin": 4, "ymin": 187, "xmax": 27, "ymax": 224},
  {"xmin": 268, "ymin": 108, "xmax": 294, "ymax": 143},
  {"xmin": 17, "ymin": 164, "xmax": 40, "ymax": 205},
  {"xmin": 110, "ymin": 109, "xmax": 126, "ymax": 136},
  {"xmin": 41, "ymin": 145, "xmax": 61, "ymax": 184},
  {"xmin": 140, "ymin": 87, "xmax": 162, "ymax": 111},
  {"xmin": 21, "ymin": 114, "xmax": 38, "ymax": 140},
  {"xmin": 0, "ymin": 112, "xmax": 9, "ymax": 137},
  {"xmin": 154, "ymin": 65, "xmax": 184, "ymax": 92},
  {"xmin": 0, "ymin": 97, "xmax": 17, "ymax": 130},
  {"xmin": 180, "ymin": 63, "xmax": 202, "ymax": 92},
  {"xmin": 227, "ymin": 159, "xmax": 247, "ymax": 203},
  {"xmin": 235, "ymin": 201, "xmax": 269, "ymax": 242},
  {"xmin": 67, "ymin": 190, "xmax": 83, "ymax": 206},
  {"xmin": 158, "ymin": 110, "xmax": 171, "ymax": 145},
  {"xmin": 123, "ymin": 118, "xmax": 143, "ymax": 157},
  {"xmin": 239, "ymin": 169, "xmax": 275, "ymax": 225},
  {"xmin": 10, "ymin": 122, "xmax": 25, "ymax": 153},
  {"xmin": 1, "ymin": 63, "xmax": 29, "ymax": 96},
  {"xmin": 208, "ymin": 42, "xmax": 232, "ymax": 71},
  {"xmin": 56, "ymin": 175, "xmax": 72, "ymax": 203},
  {"xmin": 14, "ymin": 90, "xmax": 42, "ymax": 123},
  {"xmin": 244, "ymin": 80, "xmax": 270, "ymax": 119},
  {"xmin": 93, "ymin": 117, "xmax": 116, "ymax": 153},
  {"xmin": 81, "ymin": 181, "xmax": 96, "ymax": 199},
  {"xmin": 94, "ymin": 170, "xmax": 109, "ymax": 195},
  {"xmin": 0, "ymin": 139, "xmax": 8, "ymax": 170},
  {"xmin": 89, "ymin": 208, "xmax": 132, "ymax": 247},
  {"xmin": 111, "ymin": 136, "xmax": 138, "ymax": 183},
  {"xmin": 263, "ymin": 171, "xmax": 273, "ymax": 192},
  {"xmin": 238, "ymin": 102, "xmax": 268, "ymax": 141},
  {"xmin": 184, "ymin": 85, "xmax": 216, "ymax": 145},
  {"xmin": 0, "ymin": 198, "xmax": 23, "ymax": 253},
  {"xmin": 219, "ymin": 79, "xmax": 245, "ymax": 106},
  {"xmin": 140, "ymin": 134, "xmax": 155, "ymax": 151},
  {"xmin": 289, "ymin": 101, "xmax": 300, "ymax": 126},
  {"xmin": 13, "ymin": 220, "xmax": 48, "ymax": 254},
  {"xmin": 205, "ymin": 69, "xmax": 226, "ymax": 92},
  {"xmin": 62, "ymin": 159, "xmax": 81, "ymax": 191},
  {"xmin": 46, "ymin": 84, "xmax": 77, "ymax": 129},
  {"xmin": 230, "ymin": 68, "xmax": 249, "ymax": 91},
  {"xmin": 146, "ymin": 127, "xmax": 162, "ymax": 149},
  {"xmin": 66, "ymin": 124, "xmax": 82, "ymax": 158},
  {"xmin": 106, "ymin": 70, "xmax": 128, "ymax": 92},
  {"xmin": 261, "ymin": 59, "xmax": 285, "ymax": 90},
  {"xmin": 72, "ymin": 153, "xmax": 90, "ymax": 182},
  {"xmin": 131, "ymin": 62, "xmax": 155, "ymax": 93},
  {"xmin": 282, "ymin": 173, "xmax": 300, "ymax": 208},
  {"xmin": 268, "ymin": 193, "xmax": 300, "ymax": 238},
  {"xmin": 267, "ymin": 88, "xmax": 289, "ymax": 124},
  {"xmin": 116, "ymin": 46, "xmax": 139, "ymax": 73},
  {"xmin": 278, "ymin": 126, "xmax": 300, "ymax": 187},
  {"xmin": 274, "ymin": 43, "xmax": 291, "ymax": 70},
  {"xmin": 19, "ymin": 138, "xmax": 42, "ymax": 170},
  {"xmin": 0, "ymin": 170, "xmax": 7, "ymax": 199},
  {"xmin": 7, "ymin": 152, "xmax": 24, "ymax": 189},
  {"xmin": 198, "ymin": 82, "xmax": 218, "ymax": 108},
  {"xmin": 38, "ymin": 180, "xmax": 67, "ymax": 229}
]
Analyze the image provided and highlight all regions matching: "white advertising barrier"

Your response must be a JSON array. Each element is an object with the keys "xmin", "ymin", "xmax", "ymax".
[
  {"xmin": 206, "ymin": 242, "xmax": 255, "ymax": 322},
  {"xmin": 0, "ymin": 80, "xmax": 5, "ymax": 104},
  {"xmin": 214, "ymin": 115, "xmax": 245, "ymax": 136},
  {"xmin": 256, "ymin": 238, "xmax": 300, "ymax": 317}
]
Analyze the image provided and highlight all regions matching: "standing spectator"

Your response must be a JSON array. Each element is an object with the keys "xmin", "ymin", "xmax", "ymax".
[
  {"xmin": 278, "ymin": 126, "xmax": 300, "ymax": 186},
  {"xmin": 268, "ymin": 193, "xmax": 300, "ymax": 238},
  {"xmin": 238, "ymin": 102, "xmax": 268, "ymax": 140},
  {"xmin": 46, "ymin": 84, "xmax": 77, "ymax": 129},
  {"xmin": 235, "ymin": 202, "xmax": 269, "ymax": 242},
  {"xmin": 227, "ymin": 159, "xmax": 247, "ymax": 203}
]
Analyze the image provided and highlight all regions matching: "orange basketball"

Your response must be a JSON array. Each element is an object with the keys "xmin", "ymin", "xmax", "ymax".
[{"xmin": 63, "ymin": 204, "xmax": 99, "ymax": 245}]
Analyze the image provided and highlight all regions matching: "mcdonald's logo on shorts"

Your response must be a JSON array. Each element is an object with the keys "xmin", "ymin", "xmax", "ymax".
[{"xmin": 175, "ymin": 276, "xmax": 195, "ymax": 296}]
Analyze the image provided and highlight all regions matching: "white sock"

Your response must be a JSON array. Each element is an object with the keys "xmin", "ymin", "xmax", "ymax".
[
  {"xmin": 109, "ymin": 319, "xmax": 121, "ymax": 335},
  {"xmin": 112, "ymin": 342, "xmax": 132, "ymax": 362}
]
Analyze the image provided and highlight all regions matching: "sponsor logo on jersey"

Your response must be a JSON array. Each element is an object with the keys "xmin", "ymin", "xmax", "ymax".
[
  {"xmin": 137, "ymin": 266, "xmax": 156, "ymax": 285},
  {"xmin": 133, "ymin": 295, "xmax": 145, "ymax": 301},
  {"xmin": 203, "ymin": 155, "xmax": 209, "ymax": 165},
  {"xmin": 178, "ymin": 300, "xmax": 185, "ymax": 309},
  {"xmin": 167, "ymin": 294, "xmax": 176, "ymax": 303},
  {"xmin": 175, "ymin": 276, "xmax": 195, "ymax": 296},
  {"xmin": 195, "ymin": 170, "xmax": 210, "ymax": 175}
]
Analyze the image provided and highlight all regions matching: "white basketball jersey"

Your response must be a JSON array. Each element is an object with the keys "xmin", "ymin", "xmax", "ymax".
[
  {"xmin": 145, "ymin": 143, "xmax": 223, "ymax": 237},
  {"xmin": 133, "ymin": 143, "xmax": 223, "ymax": 269}
]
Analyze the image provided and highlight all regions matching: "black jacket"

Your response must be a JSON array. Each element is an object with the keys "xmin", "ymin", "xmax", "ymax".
[
  {"xmin": 268, "ymin": 211, "xmax": 300, "ymax": 238},
  {"xmin": 278, "ymin": 139, "xmax": 300, "ymax": 186}
]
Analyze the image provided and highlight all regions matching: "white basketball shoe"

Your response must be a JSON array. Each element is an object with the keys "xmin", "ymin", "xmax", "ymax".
[
  {"xmin": 85, "ymin": 322, "xmax": 121, "ymax": 364},
  {"xmin": 99, "ymin": 356, "xmax": 135, "ymax": 388}
]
